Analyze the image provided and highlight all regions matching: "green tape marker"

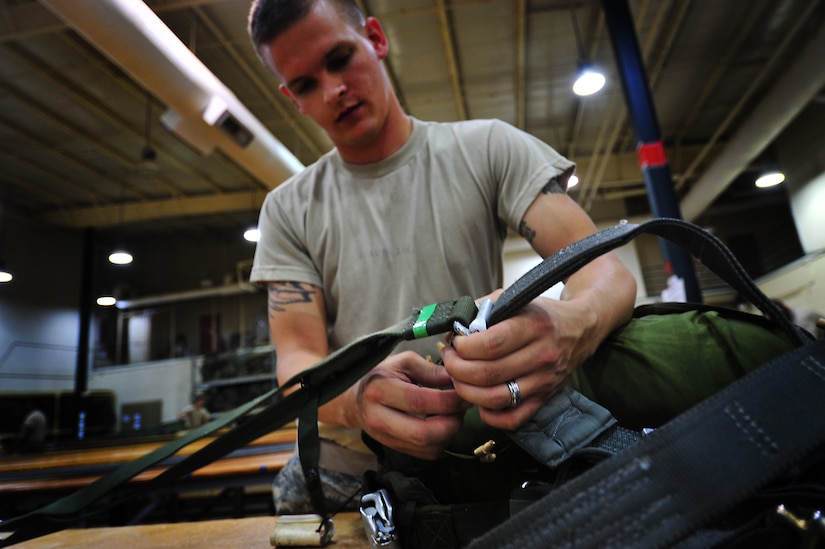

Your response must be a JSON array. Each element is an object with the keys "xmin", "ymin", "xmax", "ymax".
[{"xmin": 412, "ymin": 303, "xmax": 438, "ymax": 339}]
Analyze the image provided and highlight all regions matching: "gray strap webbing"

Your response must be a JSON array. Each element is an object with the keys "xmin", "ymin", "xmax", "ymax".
[{"xmin": 508, "ymin": 386, "xmax": 618, "ymax": 468}]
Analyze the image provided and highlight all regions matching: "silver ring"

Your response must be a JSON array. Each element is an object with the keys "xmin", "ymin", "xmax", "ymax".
[{"xmin": 506, "ymin": 379, "xmax": 522, "ymax": 408}]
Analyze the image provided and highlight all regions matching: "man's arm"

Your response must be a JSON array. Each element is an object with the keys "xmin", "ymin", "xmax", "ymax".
[
  {"xmin": 442, "ymin": 190, "xmax": 637, "ymax": 430},
  {"xmin": 520, "ymin": 190, "xmax": 637, "ymax": 356},
  {"xmin": 268, "ymin": 280, "xmax": 467, "ymax": 459},
  {"xmin": 267, "ymin": 281, "xmax": 352, "ymax": 426}
]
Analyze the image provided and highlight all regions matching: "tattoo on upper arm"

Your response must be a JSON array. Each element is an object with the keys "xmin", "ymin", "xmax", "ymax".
[
  {"xmin": 518, "ymin": 220, "xmax": 536, "ymax": 244},
  {"xmin": 268, "ymin": 282, "xmax": 316, "ymax": 313}
]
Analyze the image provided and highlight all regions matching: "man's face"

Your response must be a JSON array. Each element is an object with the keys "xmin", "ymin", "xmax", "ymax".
[{"xmin": 259, "ymin": 2, "xmax": 390, "ymax": 154}]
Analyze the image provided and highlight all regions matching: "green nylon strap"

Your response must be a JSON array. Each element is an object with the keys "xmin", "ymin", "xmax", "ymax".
[
  {"xmin": 412, "ymin": 303, "xmax": 438, "ymax": 338},
  {"xmin": 298, "ymin": 397, "xmax": 325, "ymax": 517},
  {"xmin": 0, "ymin": 296, "xmax": 477, "ymax": 548}
]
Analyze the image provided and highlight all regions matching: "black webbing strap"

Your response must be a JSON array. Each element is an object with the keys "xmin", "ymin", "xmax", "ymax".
[
  {"xmin": 470, "ymin": 338, "xmax": 825, "ymax": 549},
  {"xmin": 462, "ymin": 217, "xmax": 820, "ymax": 548},
  {"xmin": 0, "ymin": 297, "xmax": 477, "ymax": 547},
  {"xmin": 418, "ymin": 217, "xmax": 815, "ymax": 547},
  {"xmin": 489, "ymin": 218, "xmax": 809, "ymax": 346}
]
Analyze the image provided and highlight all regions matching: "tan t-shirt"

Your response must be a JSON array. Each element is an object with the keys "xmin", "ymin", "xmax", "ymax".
[{"xmin": 251, "ymin": 118, "xmax": 574, "ymax": 452}]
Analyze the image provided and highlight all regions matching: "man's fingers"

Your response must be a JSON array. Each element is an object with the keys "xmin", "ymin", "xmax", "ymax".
[{"xmin": 363, "ymin": 408, "xmax": 463, "ymax": 460}]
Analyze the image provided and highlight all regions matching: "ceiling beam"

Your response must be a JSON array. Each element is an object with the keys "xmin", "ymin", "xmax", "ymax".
[
  {"xmin": 34, "ymin": 142, "xmax": 722, "ymax": 229},
  {"xmin": 39, "ymin": 190, "xmax": 269, "ymax": 228},
  {"xmin": 435, "ymin": 0, "xmax": 468, "ymax": 120},
  {"xmin": 681, "ymin": 10, "xmax": 825, "ymax": 221}
]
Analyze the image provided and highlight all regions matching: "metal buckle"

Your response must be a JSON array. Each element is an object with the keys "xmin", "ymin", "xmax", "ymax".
[
  {"xmin": 360, "ymin": 489, "xmax": 400, "ymax": 548},
  {"xmin": 454, "ymin": 297, "xmax": 494, "ymax": 335}
]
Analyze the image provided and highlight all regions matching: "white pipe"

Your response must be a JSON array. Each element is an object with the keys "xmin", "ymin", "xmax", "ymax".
[
  {"xmin": 40, "ymin": 0, "xmax": 303, "ymax": 187},
  {"xmin": 680, "ymin": 20, "xmax": 825, "ymax": 222}
]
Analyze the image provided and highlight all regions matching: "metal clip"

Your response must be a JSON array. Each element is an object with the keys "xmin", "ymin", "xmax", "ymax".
[
  {"xmin": 360, "ymin": 489, "xmax": 400, "ymax": 548},
  {"xmin": 453, "ymin": 298, "xmax": 494, "ymax": 336}
]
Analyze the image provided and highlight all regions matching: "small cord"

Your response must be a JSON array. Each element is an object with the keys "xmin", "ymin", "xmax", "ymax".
[{"xmin": 319, "ymin": 483, "xmax": 363, "ymax": 530}]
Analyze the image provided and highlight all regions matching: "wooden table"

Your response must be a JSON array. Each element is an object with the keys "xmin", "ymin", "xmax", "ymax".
[
  {"xmin": 0, "ymin": 428, "xmax": 296, "ymax": 493},
  {"xmin": 0, "ymin": 427, "xmax": 298, "ymax": 525},
  {"xmin": 4, "ymin": 513, "xmax": 370, "ymax": 548}
]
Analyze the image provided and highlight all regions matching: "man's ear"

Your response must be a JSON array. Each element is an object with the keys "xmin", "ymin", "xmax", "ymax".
[
  {"xmin": 364, "ymin": 16, "xmax": 389, "ymax": 59},
  {"xmin": 279, "ymin": 84, "xmax": 305, "ymax": 114}
]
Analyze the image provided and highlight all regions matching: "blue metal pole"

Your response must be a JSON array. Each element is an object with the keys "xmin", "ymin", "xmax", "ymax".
[{"xmin": 601, "ymin": 0, "xmax": 702, "ymax": 302}]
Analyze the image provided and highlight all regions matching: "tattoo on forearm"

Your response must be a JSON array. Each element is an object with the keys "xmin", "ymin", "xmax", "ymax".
[
  {"xmin": 518, "ymin": 220, "xmax": 536, "ymax": 244},
  {"xmin": 268, "ymin": 282, "xmax": 315, "ymax": 313}
]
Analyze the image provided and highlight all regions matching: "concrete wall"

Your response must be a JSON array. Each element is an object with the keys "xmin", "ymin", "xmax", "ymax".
[
  {"xmin": 776, "ymin": 100, "xmax": 825, "ymax": 254},
  {"xmin": 0, "ymin": 216, "xmax": 83, "ymax": 393},
  {"xmin": 88, "ymin": 357, "xmax": 192, "ymax": 427}
]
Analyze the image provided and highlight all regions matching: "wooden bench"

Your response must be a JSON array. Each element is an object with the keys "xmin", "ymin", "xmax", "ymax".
[
  {"xmin": 0, "ymin": 427, "xmax": 297, "ymax": 524},
  {"xmin": 3, "ymin": 512, "xmax": 369, "ymax": 548}
]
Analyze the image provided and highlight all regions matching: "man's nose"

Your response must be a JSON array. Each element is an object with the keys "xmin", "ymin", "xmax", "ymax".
[{"xmin": 323, "ymin": 75, "xmax": 346, "ymax": 103}]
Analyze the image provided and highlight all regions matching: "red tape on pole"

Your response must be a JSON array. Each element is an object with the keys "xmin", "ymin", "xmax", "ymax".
[{"xmin": 637, "ymin": 141, "xmax": 668, "ymax": 169}]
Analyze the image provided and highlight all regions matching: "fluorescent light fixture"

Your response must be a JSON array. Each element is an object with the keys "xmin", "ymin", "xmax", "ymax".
[
  {"xmin": 567, "ymin": 174, "xmax": 580, "ymax": 189},
  {"xmin": 244, "ymin": 228, "xmax": 261, "ymax": 242},
  {"xmin": 755, "ymin": 171, "xmax": 785, "ymax": 188},
  {"xmin": 0, "ymin": 270, "xmax": 12, "ymax": 283},
  {"xmin": 97, "ymin": 295, "xmax": 117, "ymax": 307},
  {"xmin": 109, "ymin": 250, "xmax": 134, "ymax": 265},
  {"xmin": 573, "ymin": 67, "xmax": 606, "ymax": 96}
]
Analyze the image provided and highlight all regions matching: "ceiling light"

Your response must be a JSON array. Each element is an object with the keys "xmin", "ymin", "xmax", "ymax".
[
  {"xmin": 569, "ymin": 6, "xmax": 605, "ymax": 97},
  {"xmin": 244, "ymin": 227, "xmax": 261, "ymax": 242},
  {"xmin": 0, "ymin": 260, "xmax": 12, "ymax": 283},
  {"xmin": 137, "ymin": 145, "xmax": 160, "ymax": 175},
  {"xmin": 573, "ymin": 67, "xmax": 606, "ymax": 96},
  {"xmin": 97, "ymin": 295, "xmax": 117, "ymax": 307},
  {"xmin": 755, "ymin": 171, "xmax": 785, "ymax": 188},
  {"xmin": 567, "ymin": 174, "xmax": 580, "ymax": 189},
  {"xmin": 109, "ymin": 250, "xmax": 134, "ymax": 265}
]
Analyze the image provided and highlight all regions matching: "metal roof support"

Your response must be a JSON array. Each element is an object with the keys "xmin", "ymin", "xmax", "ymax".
[
  {"xmin": 602, "ymin": 0, "xmax": 701, "ymax": 302},
  {"xmin": 39, "ymin": 0, "xmax": 304, "ymax": 190},
  {"xmin": 680, "ymin": 12, "xmax": 825, "ymax": 222}
]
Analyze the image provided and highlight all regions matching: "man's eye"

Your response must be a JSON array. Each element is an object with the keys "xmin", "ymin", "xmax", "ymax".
[
  {"xmin": 327, "ymin": 51, "xmax": 352, "ymax": 72},
  {"xmin": 294, "ymin": 81, "xmax": 316, "ymax": 95}
]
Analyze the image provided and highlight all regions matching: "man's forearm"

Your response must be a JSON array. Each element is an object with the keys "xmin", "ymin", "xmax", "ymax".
[
  {"xmin": 560, "ymin": 253, "xmax": 637, "ymax": 348},
  {"xmin": 276, "ymin": 349, "xmax": 360, "ymax": 429}
]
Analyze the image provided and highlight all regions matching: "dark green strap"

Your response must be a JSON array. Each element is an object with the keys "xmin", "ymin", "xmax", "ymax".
[
  {"xmin": 298, "ymin": 397, "xmax": 325, "ymax": 516},
  {"xmin": 0, "ymin": 296, "xmax": 477, "ymax": 547}
]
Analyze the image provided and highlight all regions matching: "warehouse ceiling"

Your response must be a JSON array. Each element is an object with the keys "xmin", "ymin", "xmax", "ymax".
[{"xmin": 1, "ymin": 0, "xmax": 824, "ymax": 242}]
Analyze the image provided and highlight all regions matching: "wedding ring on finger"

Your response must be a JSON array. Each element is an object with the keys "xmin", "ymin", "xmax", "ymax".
[{"xmin": 506, "ymin": 379, "xmax": 522, "ymax": 408}]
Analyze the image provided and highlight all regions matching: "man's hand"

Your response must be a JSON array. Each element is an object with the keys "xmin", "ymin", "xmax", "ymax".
[
  {"xmin": 349, "ymin": 351, "xmax": 468, "ymax": 460},
  {"xmin": 440, "ymin": 191, "xmax": 635, "ymax": 432},
  {"xmin": 440, "ymin": 293, "xmax": 601, "ymax": 431}
]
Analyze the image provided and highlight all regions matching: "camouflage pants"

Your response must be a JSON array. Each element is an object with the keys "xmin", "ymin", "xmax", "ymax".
[{"xmin": 272, "ymin": 451, "xmax": 364, "ymax": 515}]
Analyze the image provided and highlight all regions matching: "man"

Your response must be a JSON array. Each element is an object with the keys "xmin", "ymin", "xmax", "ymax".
[
  {"xmin": 247, "ymin": 0, "xmax": 636, "ymax": 514},
  {"xmin": 17, "ymin": 402, "xmax": 47, "ymax": 454},
  {"xmin": 179, "ymin": 395, "xmax": 211, "ymax": 429}
]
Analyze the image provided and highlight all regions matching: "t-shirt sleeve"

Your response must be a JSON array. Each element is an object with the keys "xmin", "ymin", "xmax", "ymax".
[
  {"xmin": 485, "ymin": 120, "xmax": 576, "ymax": 231},
  {"xmin": 249, "ymin": 186, "xmax": 323, "ymax": 288}
]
